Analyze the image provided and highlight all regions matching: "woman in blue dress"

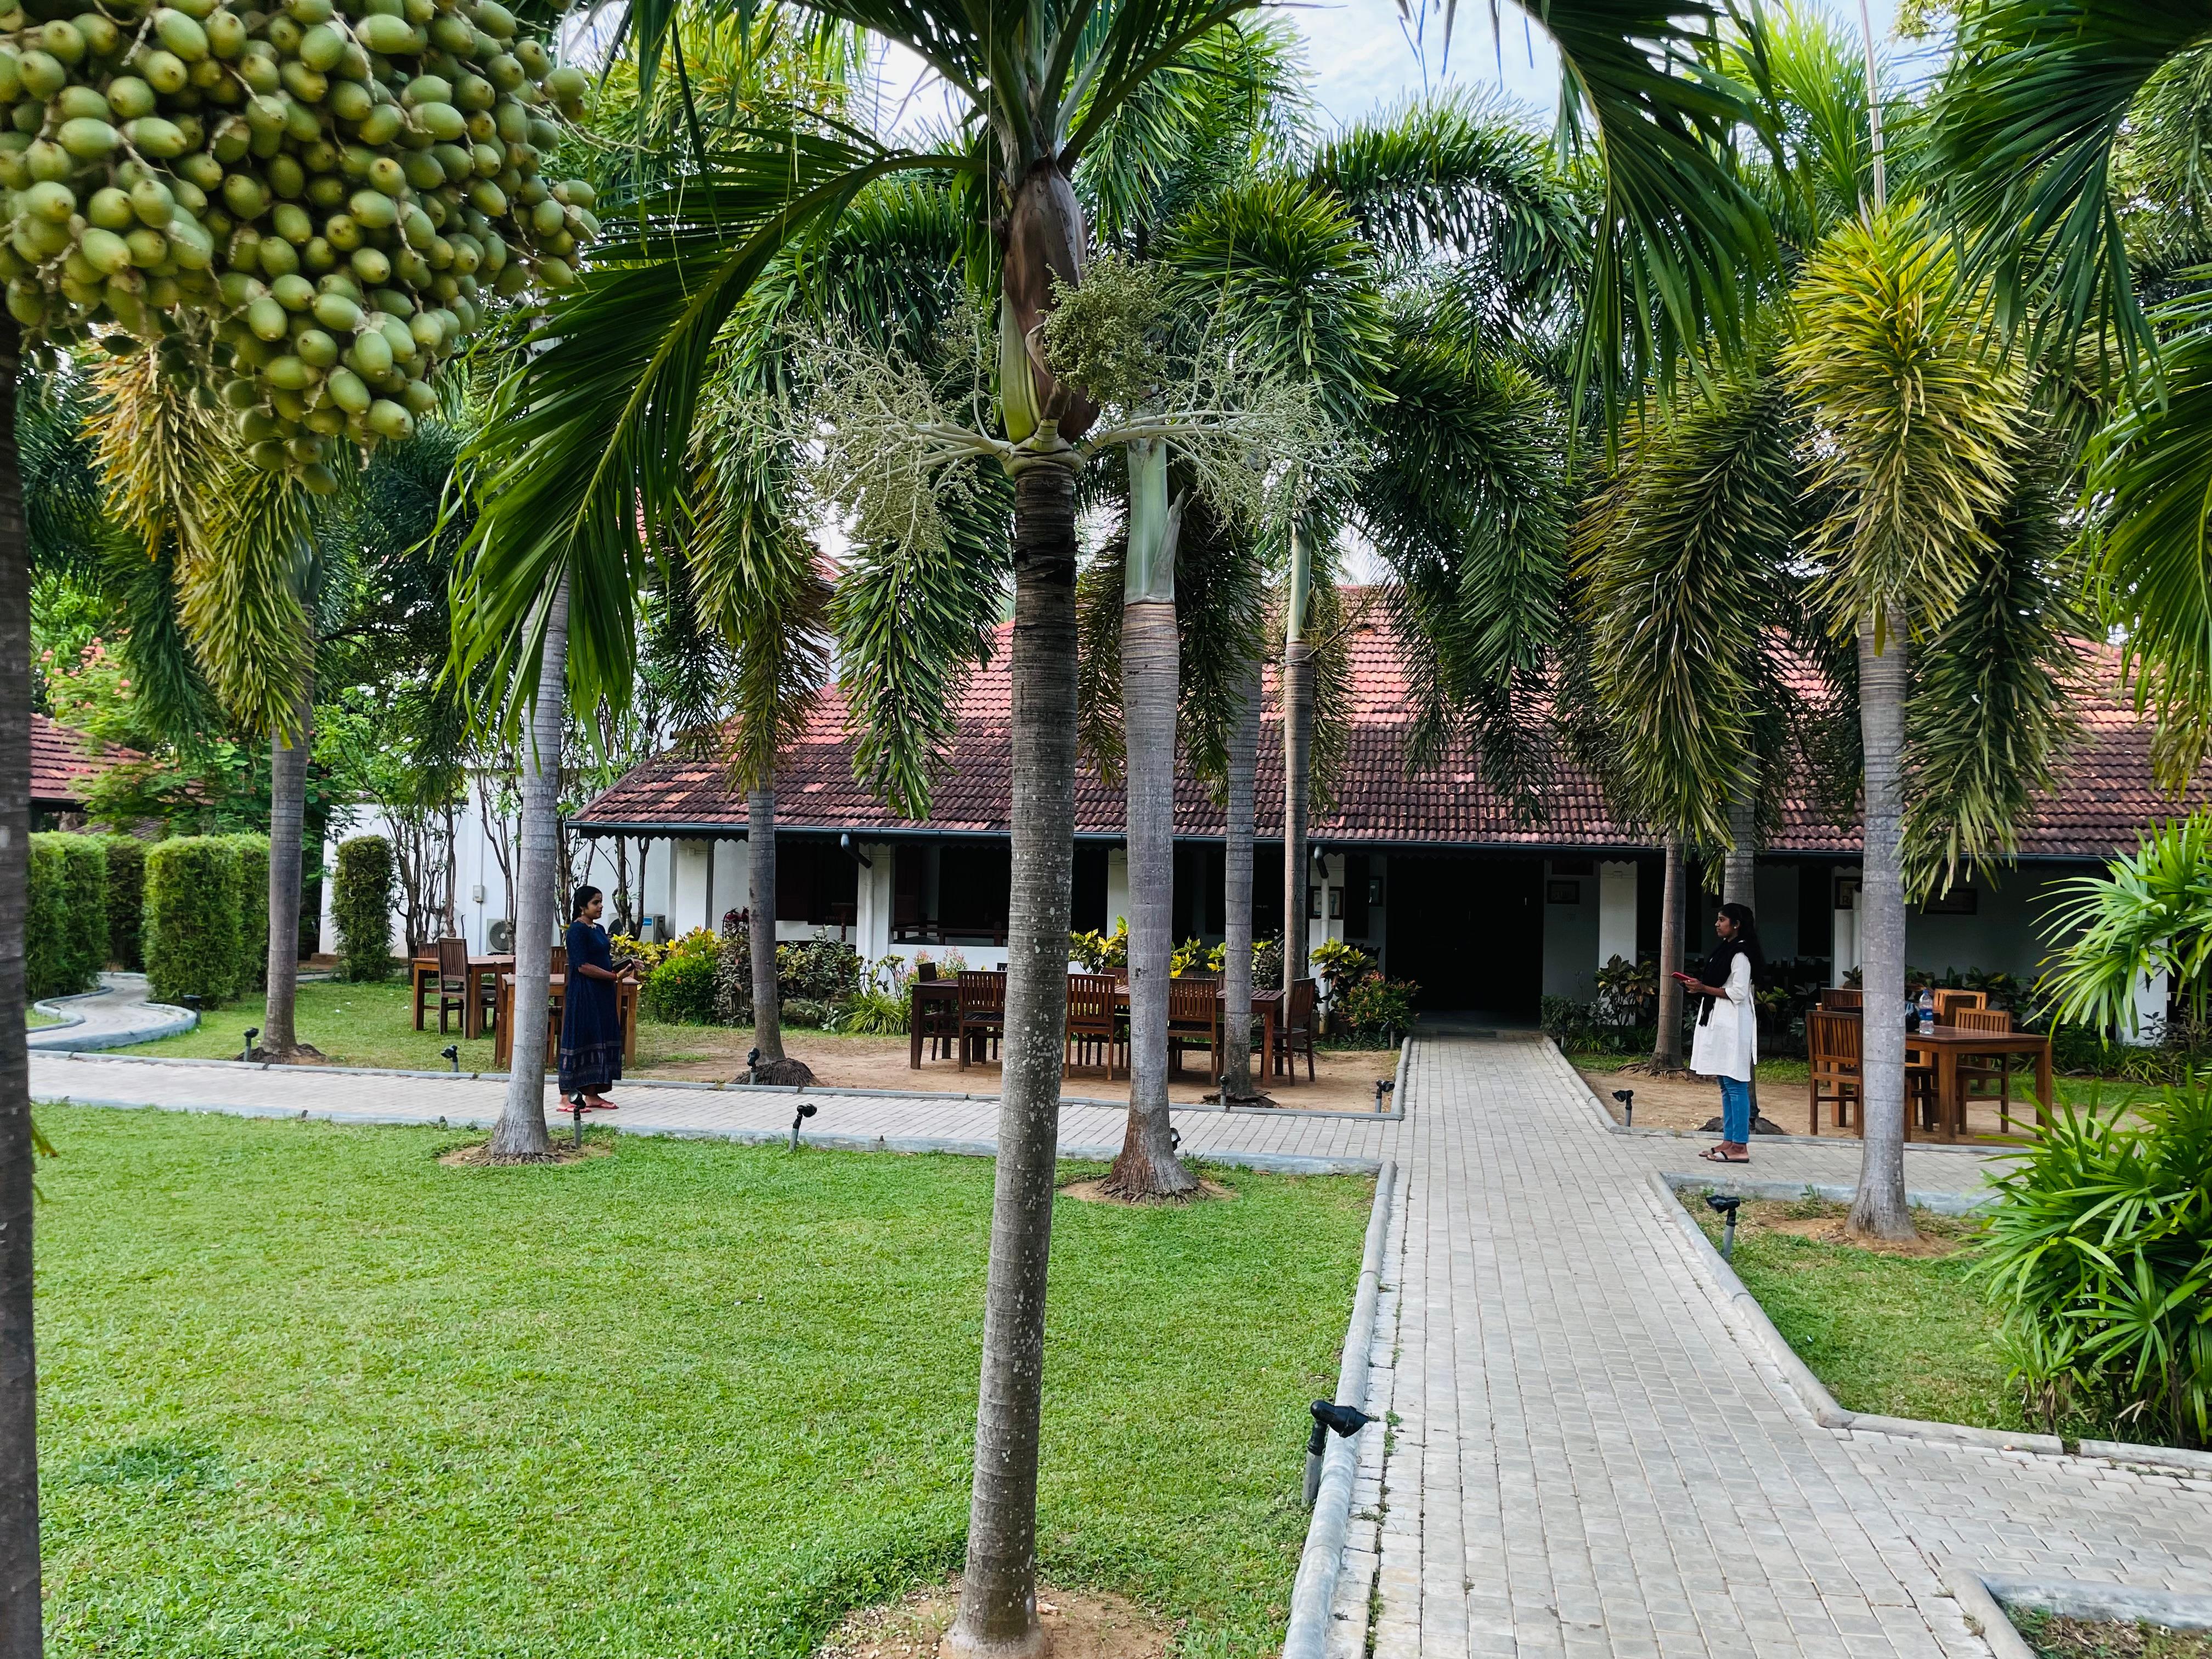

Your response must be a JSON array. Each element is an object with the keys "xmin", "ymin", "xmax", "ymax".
[{"xmin": 561, "ymin": 885, "xmax": 631, "ymax": 1111}]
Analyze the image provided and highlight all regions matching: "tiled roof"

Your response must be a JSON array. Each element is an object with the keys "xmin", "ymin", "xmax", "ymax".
[
  {"xmin": 30, "ymin": 714, "xmax": 140, "ymax": 809},
  {"xmin": 575, "ymin": 617, "xmax": 2210, "ymax": 861}
]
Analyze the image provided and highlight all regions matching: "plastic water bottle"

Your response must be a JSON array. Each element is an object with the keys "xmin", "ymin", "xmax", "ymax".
[{"xmin": 1917, "ymin": 988, "xmax": 1937, "ymax": 1031}]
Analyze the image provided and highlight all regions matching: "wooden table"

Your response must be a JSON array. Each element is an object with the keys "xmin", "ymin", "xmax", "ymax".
[
  {"xmin": 493, "ymin": 972, "xmax": 640, "ymax": 1070},
  {"xmin": 410, "ymin": 953, "xmax": 514, "ymax": 1040},
  {"xmin": 1904, "ymin": 1026, "xmax": 2053, "ymax": 1141},
  {"xmin": 906, "ymin": 978, "xmax": 1284, "ymax": 1079}
]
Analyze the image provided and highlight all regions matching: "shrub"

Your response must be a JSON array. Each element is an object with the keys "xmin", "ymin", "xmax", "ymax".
[
  {"xmin": 781, "ymin": 997, "xmax": 832, "ymax": 1029},
  {"xmin": 644, "ymin": 929, "xmax": 722, "ymax": 1024},
  {"xmin": 100, "ymin": 834, "xmax": 145, "ymax": 972},
  {"xmin": 1972, "ymin": 1083, "xmax": 2212, "ymax": 1447},
  {"xmin": 778, "ymin": 933, "xmax": 862, "ymax": 1003},
  {"xmin": 332, "ymin": 837, "xmax": 396, "ymax": 984},
  {"xmin": 224, "ymin": 834, "xmax": 270, "ymax": 994},
  {"xmin": 713, "ymin": 911, "xmax": 753, "ymax": 1024},
  {"xmin": 1070, "ymin": 921, "xmax": 1128, "ymax": 973},
  {"xmin": 25, "ymin": 833, "xmax": 107, "ymax": 1001},
  {"xmin": 828, "ymin": 957, "xmax": 912, "ymax": 1035},
  {"xmin": 1252, "ymin": 934, "xmax": 1283, "ymax": 990},
  {"xmin": 1335, "ymin": 973, "xmax": 1419, "ymax": 1046},
  {"xmin": 143, "ymin": 837, "xmax": 244, "ymax": 1007}
]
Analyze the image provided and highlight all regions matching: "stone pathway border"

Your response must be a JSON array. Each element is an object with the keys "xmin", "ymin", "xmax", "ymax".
[
  {"xmin": 1938, "ymin": 1564, "xmax": 2212, "ymax": 1659},
  {"xmin": 27, "ymin": 973, "xmax": 197, "ymax": 1052},
  {"xmin": 1648, "ymin": 1167, "xmax": 2212, "ymax": 1481}
]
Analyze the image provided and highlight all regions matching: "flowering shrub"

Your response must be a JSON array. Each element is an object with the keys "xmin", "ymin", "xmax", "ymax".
[
  {"xmin": 1335, "ymin": 973, "xmax": 1419, "ymax": 1046},
  {"xmin": 644, "ymin": 929, "xmax": 722, "ymax": 1024}
]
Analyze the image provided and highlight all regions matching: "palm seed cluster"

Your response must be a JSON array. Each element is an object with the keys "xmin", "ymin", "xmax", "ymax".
[{"xmin": 0, "ymin": 0, "xmax": 597, "ymax": 481}]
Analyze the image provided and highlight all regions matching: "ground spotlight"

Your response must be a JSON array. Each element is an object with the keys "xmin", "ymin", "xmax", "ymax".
[
  {"xmin": 1613, "ymin": 1088, "xmax": 1634, "ymax": 1127},
  {"xmin": 242, "ymin": 1026, "xmax": 259, "ymax": 1062},
  {"xmin": 1304, "ymin": 1400, "xmax": 1374, "ymax": 1506},
  {"xmin": 1705, "ymin": 1190, "xmax": 1743, "ymax": 1261},
  {"xmin": 441, "ymin": 1044, "xmax": 460, "ymax": 1074},
  {"xmin": 790, "ymin": 1101, "xmax": 817, "ymax": 1151}
]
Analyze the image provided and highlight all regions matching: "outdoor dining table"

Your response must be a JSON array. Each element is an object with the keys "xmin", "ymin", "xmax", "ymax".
[
  {"xmin": 410, "ymin": 952, "xmax": 514, "ymax": 1040},
  {"xmin": 907, "ymin": 976, "xmax": 1286, "ymax": 1078},
  {"xmin": 492, "ymin": 971, "xmax": 640, "ymax": 1070},
  {"xmin": 1903, "ymin": 1025, "xmax": 2055, "ymax": 1141}
]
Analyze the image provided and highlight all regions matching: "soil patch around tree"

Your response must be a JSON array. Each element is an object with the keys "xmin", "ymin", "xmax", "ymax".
[
  {"xmin": 437, "ymin": 1135, "xmax": 616, "ymax": 1167},
  {"xmin": 2013, "ymin": 1611, "xmax": 2212, "ymax": 1659},
  {"xmin": 1059, "ymin": 1175, "xmax": 1234, "ymax": 1206},
  {"xmin": 817, "ymin": 1578, "xmax": 1172, "ymax": 1659}
]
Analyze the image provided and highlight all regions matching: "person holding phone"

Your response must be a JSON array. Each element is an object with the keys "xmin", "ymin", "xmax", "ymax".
[
  {"xmin": 561, "ymin": 884, "xmax": 635, "ymax": 1113},
  {"xmin": 1675, "ymin": 902, "xmax": 1763, "ymax": 1162}
]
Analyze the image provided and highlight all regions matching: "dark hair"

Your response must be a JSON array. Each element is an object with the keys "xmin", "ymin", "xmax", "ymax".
[
  {"xmin": 1717, "ymin": 902, "xmax": 1764, "ymax": 974},
  {"xmin": 571, "ymin": 884, "xmax": 602, "ymax": 919}
]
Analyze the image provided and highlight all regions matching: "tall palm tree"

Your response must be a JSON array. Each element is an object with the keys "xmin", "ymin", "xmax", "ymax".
[{"xmin": 460, "ymin": 1, "xmax": 1780, "ymax": 1645}]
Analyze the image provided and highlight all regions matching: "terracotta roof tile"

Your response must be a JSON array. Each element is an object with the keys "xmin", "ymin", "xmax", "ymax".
[
  {"xmin": 30, "ymin": 714, "xmax": 141, "ymax": 809},
  {"xmin": 575, "ymin": 624, "xmax": 2209, "ymax": 860}
]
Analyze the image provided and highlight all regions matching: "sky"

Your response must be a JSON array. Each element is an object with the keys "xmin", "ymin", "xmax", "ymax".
[{"xmin": 870, "ymin": 0, "xmax": 1915, "ymax": 143}]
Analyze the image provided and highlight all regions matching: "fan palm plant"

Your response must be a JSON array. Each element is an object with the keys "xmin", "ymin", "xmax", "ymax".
[{"xmin": 458, "ymin": 0, "xmax": 1780, "ymax": 1644}]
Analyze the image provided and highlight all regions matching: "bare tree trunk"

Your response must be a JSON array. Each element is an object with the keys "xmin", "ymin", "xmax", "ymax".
[
  {"xmin": 1652, "ymin": 835, "xmax": 1685, "ymax": 1071},
  {"xmin": 261, "ymin": 684, "xmax": 315, "ymax": 1056},
  {"xmin": 744, "ymin": 792, "xmax": 811, "ymax": 1085},
  {"xmin": 0, "ymin": 314, "xmax": 47, "ymax": 1659},
  {"xmin": 1107, "ymin": 441, "xmax": 1193, "ymax": 1198},
  {"xmin": 489, "ymin": 573, "xmax": 568, "ymax": 1160},
  {"xmin": 1218, "ymin": 652, "xmax": 1263, "ymax": 1103},
  {"xmin": 1849, "ymin": 616, "xmax": 1915, "ymax": 1240},
  {"xmin": 1280, "ymin": 529, "xmax": 1316, "ymax": 997},
  {"xmin": 944, "ymin": 459, "xmax": 1079, "ymax": 1659}
]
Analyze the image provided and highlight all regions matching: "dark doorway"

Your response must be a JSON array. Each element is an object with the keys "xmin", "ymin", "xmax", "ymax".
[{"xmin": 1384, "ymin": 855, "xmax": 1543, "ymax": 1016}]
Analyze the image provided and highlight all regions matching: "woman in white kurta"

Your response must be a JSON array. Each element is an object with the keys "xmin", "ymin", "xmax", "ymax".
[{"xmin": 1682, "ymin": 903, "xmax": 1761, "ymax": 1163}]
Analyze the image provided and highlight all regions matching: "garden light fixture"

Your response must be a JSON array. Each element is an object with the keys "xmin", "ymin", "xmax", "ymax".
[
  {"xmin": 1705, "ymin": 1192, "xmax": 1743, "ymax": 1261},
  {"xmin": 441, "ymin": 1045, "xmax": 460, "ymax": 1075},
  {"xmin": 1304, "ymin": 1400, "xmax": 1373, "ymax": 1508},
  {"xmin": 242, "ymin": 1027, "xmax": 259, "ymax": 1062},
  {"xmin": 1374, "ymin": 1079, "xmax": 1395, "ymax": 1114},
  {"xmin": 1613, "ymin": 1088, "xmax": 1634, "ymax": 1127},
  {"xmin": 568, "ymin": 1094, "xmax": 587, "ymax": 1150},
  {"xmin": 746, "ymin": 1047, "xmax": 760, "ymax": 1085},
  {"xmin": 790, "ymin": 1102, "xmax": 817, "ymax": 1151}
]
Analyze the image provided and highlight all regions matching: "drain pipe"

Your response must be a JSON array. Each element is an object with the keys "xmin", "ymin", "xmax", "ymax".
[{"xmin": 1282, "ymin": 1156, "xmax": 1397, "ymax": 1659}]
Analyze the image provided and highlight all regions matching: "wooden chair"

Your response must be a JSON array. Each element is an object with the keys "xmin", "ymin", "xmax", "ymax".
[
  {"xmin": 1932, "ymin": 988, "xmax": 1987, "ymax": 1025},
  {"xmin": 912, "ymin": 978, "xmax": 960, "ymax": 1062},
  {"xmin": 1065, "ymin": 973, "xmax": 1126, "ymax": 1077},
  {"xmin": 1166, "ymin": 976, "xmax": 1224, "ymax": 1080},
  {"xmin": 916, "ymin": 961, "xmax": 938, "ymax": 981},
  {"xmin": 1272, "ymin": 978, "xmax": 1318, "ymax": 1084},
  {"xmin": 1953, "ymin": 1006, "xmax": 2023, "ymax": 1135},
  {"xmin": 1807, "ymin": 1008, "xmax": 1863, "ymax": 1133},
  {"xmin": 433, "ymin": 937, "xmax": 471, "ymax": 1035},
  {"xmin": 1819, "ymin": 987, "xmax": 1862, "ymax": 1010},
  {"xmin": 956, "ymin": 970, "xmax": 1007, "ymax": 1069},
  {"xmin": 550, "ymin": 945, "xmax": 567, "ymax": 978}
]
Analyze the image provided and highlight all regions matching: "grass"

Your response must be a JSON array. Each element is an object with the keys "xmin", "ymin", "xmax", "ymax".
[
  {"xmin": 2013, "ymin": 1611, "xmax": 2212, "ymax": 1659},
  {"xmin": 35, "ymin": 1104, "xmax": 1371, "ymax": 1657},
  {"xmin": 27, "ymin": 1009, "xmax": 61, "ymax": 1029},
  {"xmin": 1682, "ymin": 1194, "xmax": 2029, "ymax": 1430},
  {"xmin": 111, "ymin": 978, "xmax": 898, "ymax": 1073}
]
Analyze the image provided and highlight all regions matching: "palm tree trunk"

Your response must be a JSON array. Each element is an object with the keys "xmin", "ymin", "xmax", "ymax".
[
  {"xmin": 1849, "ymin": 616, "xmax": 1915, "ymax": 1240},
  {"xmin": 1107, "ymin": 439, "xmax": 1193, "ymax": 1199},
  {"xmin": 747, "ymin": 789, "xmax": 790, "ymax": 1075},
  {"xmin": 945, "ymin": 459, "xmax": 1079, "ymax": 1659},
  {"xmin": 261, "ymin": 683, "xmax": 314, "ymax": 1056},
  {"xmin": 1652, "ymin": 834, "xmax": 1685, "ymax": 1070},
  {"xmin": 1280, "ymin": 528, "xmax": 1316, "ymax": 996},
  {"xmin": 489, "ymin": 572, "xmax": 568, "ymax": 1161},
  {"xmin": 1218, "ymin": 652, "xmax": 1263, "ymax": 1103},
  {"xmin": 0, "ymin": 314, "xmax": 46, "ymax": 1659}
]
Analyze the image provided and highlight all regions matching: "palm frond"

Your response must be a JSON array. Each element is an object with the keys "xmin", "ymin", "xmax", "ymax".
[
  {"xmin": 1173, "ymin": 490, "xmax": 1268, "ymax": 793},
  {"xmin": 1929, "ymin": 0, "xmax": 2210, "ymax": 364},
  {"xmin": 177, "ymin": 465, "xmax": 323, "ymax": 738},
  {"xmin": 1075, "ymin": 533, "xmax": 1127, "ymax": 783}
]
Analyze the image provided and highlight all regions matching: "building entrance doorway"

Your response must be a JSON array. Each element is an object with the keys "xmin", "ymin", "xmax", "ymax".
[{"xmin": 1384, "ymin": 855, "xmax": 1543, "ymax": 1018}]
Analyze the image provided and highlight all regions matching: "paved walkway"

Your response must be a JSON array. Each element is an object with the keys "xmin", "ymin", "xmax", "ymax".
[
  {"xmin": 29, "ymin": 1033, "xmax": 2212, "ymax": 1657},
  {"xmin": 27, "ymin": 973, "xmax": 196, "ymax": 1052},
  {"xmin": 1359, "ymin": 1036, "xmax": 2212, "ymax": 1659}
]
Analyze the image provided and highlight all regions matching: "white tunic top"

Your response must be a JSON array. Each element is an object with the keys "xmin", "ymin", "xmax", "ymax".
[{"xmin": 1688, "ymin": 949, "xmax": 1757, "ymax": 1082}]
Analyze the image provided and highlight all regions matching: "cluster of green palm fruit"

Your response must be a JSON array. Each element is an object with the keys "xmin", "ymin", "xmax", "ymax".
[{"xmin": 0, "ymin": 0, "xmax": 596, "ymax": 480}]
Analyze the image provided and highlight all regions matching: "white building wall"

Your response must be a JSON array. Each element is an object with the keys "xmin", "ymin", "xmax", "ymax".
[
  {"xmin": 1105, "ymin": 847, "xmax": 1130, "ymax": 932},
  {"xmin": 1597, "ymin": 861, "xmax": 1637, "ymax": 969},
  {"xmin": 854, "ymin": 842, "xmax": 893, "ymax": 963}
]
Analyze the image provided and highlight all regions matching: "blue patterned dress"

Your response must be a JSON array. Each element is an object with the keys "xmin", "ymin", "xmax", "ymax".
[{"xmin": 559, "ymin": 921, "xmax": 623, "ymax": 1094}]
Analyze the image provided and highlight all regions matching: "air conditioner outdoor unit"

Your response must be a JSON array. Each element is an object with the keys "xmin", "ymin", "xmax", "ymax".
[{"xmin": 488, "ymin": 918, "xmax": 515, "ymax": 952}]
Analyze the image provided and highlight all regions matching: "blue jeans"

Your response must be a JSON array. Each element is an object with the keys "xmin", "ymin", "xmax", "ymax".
[{"xmin": 1720, "ymin": 1075, "xmax": 1752, "ymax": 1144}]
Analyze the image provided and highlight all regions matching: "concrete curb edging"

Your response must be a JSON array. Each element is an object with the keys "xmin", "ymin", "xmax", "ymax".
[
  {"xmin": 1936, "ymin": 1559, "xmax": 2040, "ymax": 1659},
  {"xmin": 1658, "ymin": 1169, "xmax": 1996, "ymax": 1217},
  {"xmin": 1282, "ymin": 1154, "xmax": 1397, "ymax": 1659},
  {"xmin": 34, "ymin": 1049, "xmax": 1406, "ymax": 1120},
  {"xmin": 1651, "ymin": 1170, "xmax": 2212, "ymax": 1480},
  {"xmin": 26, "ymin": 983, "xmax": 199, "ymax": 1052},
  {"xmin": 27, "ymin": 996, "xmax": 89, "ymax": 1035},
  {"xmin": 1979, "ymin": 1572, "xmax": 2212, "ymax": 1630}
]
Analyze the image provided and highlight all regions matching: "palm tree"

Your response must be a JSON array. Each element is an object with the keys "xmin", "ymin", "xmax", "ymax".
[{"xmin": 460, "ymin": 0, "xmax": 1780, "ymax": 1644}]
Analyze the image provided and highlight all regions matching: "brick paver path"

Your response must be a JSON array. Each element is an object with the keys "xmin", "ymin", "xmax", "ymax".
[
  {"xmin": 32, "ymin": 1033, "xmax": 2212, "ymax": 1657},
  {"xmin": 1362, "ymin": 1035, "xmax": 2212, "ymax": 1659}
]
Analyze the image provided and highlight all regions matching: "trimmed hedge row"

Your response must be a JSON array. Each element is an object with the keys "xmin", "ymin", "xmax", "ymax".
[
  {"xmin": 100, "ymin": 834, "xmax": 145, "ymax": 972},
  {"xmin": 333, "ymin": 836, "xmax": 396, "ymax": 984},
  {"xmin": 141, "ymin": 834, "xmax": 271, "ymax": 1008},
  {"xmin": 25, "ymin": 833, "xmax": 107, "ymax": 1002}
]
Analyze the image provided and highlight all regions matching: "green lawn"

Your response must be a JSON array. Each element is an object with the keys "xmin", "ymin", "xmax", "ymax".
[
  {"xmin": 36, "ymin": 1104, "xmax": 1369, "ymax": 1657},
  {"xmin": 27, "ymin": 1009, "xmax": 61, "ymax": 1030},
  {"xmin": 1684, "ymin": 1195, "xmax": 2029, "ymax": 1430},
  {"xmin": 2014, "ymin": 1611, "xmax": 2212, "ymax": 1659},
  {"xmin": 112, "ymin": 979, "xmax": 887, "ymax": 1073}
]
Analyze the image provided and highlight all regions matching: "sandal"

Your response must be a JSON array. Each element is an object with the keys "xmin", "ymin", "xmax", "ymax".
[{"xmin": 1699, "ymin": 1147, "xmax": 1750, "ymax": 1163}]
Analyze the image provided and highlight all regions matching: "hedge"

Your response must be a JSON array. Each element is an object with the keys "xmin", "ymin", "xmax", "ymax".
[
  {"xmin": 333, "ymin": 836, "xmax": 396, "ymax": 983},
  {"xmin": 143, "ymin": 837, "xmax": 244, "ymax": 1007},
  {"xmin": 25, "ymin": 833, "xmax": 106, "ymax": 1002},
  {"xmin": 100, "ymin": 834, "xmax": 145, "ymax": 972},
  {"xmin": 224, "ymin": 834, "xmax": 270, "ymax": 994}
]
